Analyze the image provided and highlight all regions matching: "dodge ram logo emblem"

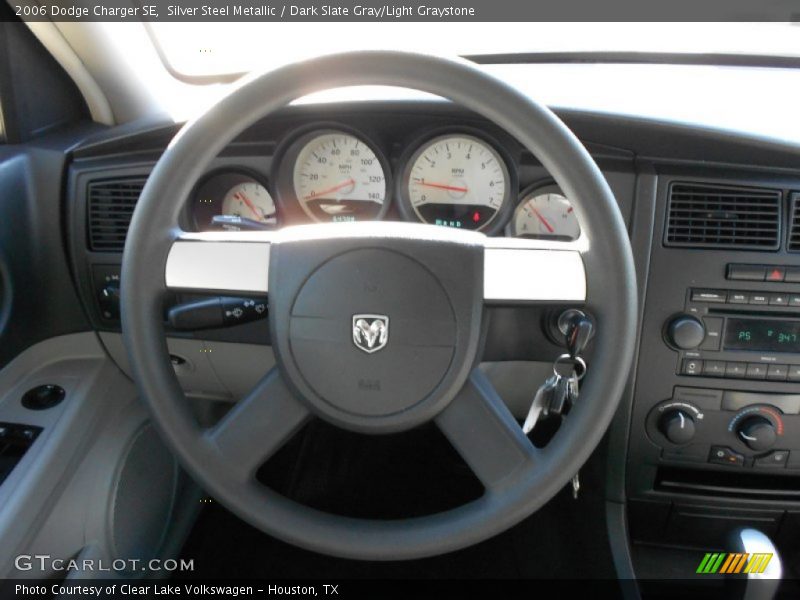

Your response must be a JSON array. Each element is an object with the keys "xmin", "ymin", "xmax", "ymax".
[{"xmin": 352, "ymin": 314, "xmax": 389, "ymax": 354}]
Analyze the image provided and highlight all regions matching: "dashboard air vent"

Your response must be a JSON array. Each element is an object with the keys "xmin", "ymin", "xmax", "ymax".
[
  {"xmin": 665, "ymin": 182, "xmax": 781, "ymax": 250},
  {"xmin": 87, "ymin": 177, "xmax": 147, "ymax": 252},
  {"xmin": 788, "ymin": 193, "xmax": 800, "ymax": 252}
]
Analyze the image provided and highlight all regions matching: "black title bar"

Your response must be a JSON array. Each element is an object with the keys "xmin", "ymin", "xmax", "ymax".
[{"xmin": 6, "ymin": 0, "xmax": 800, "ymax": 22}]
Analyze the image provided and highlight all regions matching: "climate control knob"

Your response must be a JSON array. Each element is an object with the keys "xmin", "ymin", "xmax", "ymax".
[
  {"xmin": 659, "ymin": 409, "xmax": 696, "ymax": 445},
  {"xmin": 737, "ymin": 416, "xmax": 776, "ymax": 451},
  {"xmin": 666, "ymin": 315, "xmax": 706, "ymax": 350},
  {"xmin": 98, "ymin": 282, "xmax": 120, "ymax": 320}
]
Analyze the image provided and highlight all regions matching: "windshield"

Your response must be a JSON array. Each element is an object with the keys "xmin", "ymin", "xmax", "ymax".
[
  {"xmin": 147, "ymin": 22, "xmax": 800, "ymax": 78},
  {"xmin": 75, "ymin": 21, "xmax": 800, "ymax": 143}
]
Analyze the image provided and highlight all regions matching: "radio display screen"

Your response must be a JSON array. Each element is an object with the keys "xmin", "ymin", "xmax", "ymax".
[{"xmin": 724, "ymin": 318, "xmax": 800, "ymax": 353}]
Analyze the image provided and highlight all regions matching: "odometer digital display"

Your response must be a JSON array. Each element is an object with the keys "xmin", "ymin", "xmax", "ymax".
[{"xmin": 724, "ymin": 318, "xmax": 800, "ymax": 353}]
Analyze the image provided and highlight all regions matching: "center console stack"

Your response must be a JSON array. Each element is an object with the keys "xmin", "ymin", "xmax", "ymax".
[{"xmin": 628, "ymin": 175, "xmax": 800, "ymax": 556}]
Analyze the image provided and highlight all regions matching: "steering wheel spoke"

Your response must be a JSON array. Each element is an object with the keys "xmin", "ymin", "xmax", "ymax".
[
  {"xmin": 205, "ymin": 368, "xmax": 310, "ymax": 483},
  {"xmin": 436, "ymin": 369, "xmax": 539, "ymax": 492},
  {"xmin": 165, "ymin": 232, "xmax": 272, "ymax": 294}
]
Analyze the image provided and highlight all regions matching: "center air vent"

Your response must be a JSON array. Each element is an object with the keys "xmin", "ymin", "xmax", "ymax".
[
  {"xmin": 87, "ymin": 177, "xmax": 147, "ymax": 252},
  {"xmin": 665, "ymin": 182, "xmax": 781, "ymax": 250},
  {"xmin": 788, "ymin": 193, "xmax": 800, "ymax": 252}
]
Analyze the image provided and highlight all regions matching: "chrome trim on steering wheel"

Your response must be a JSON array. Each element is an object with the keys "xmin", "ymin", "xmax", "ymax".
[{"xmin": 165, "ymin": 225, "xmax": 586, "ymax": 302}]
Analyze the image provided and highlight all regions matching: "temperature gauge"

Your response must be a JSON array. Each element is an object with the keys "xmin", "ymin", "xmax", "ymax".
[{"xmin": 508, "ymin": 185, "xmax": 580, "ymax": 241}]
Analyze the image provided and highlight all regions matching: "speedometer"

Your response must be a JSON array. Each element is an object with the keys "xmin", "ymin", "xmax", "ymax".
[
  {"xmin": 400, "ymin": 134, "xmax": 512, "ymax": 232},
  {"xmin": 291, "ymin": 130, "xmax": 388, "ymax": 223}
]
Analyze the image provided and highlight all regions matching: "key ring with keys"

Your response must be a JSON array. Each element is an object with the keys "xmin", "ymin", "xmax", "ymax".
[
  {"xmin": 553, "ymin": 354, "xmax": 587, "ymax": 380},
  {"xmin": 522, "ymin": 311, "xmax": 595, "ymax": 501}
]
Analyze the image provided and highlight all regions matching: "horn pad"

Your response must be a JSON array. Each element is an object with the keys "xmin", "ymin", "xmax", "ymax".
[{"xmin": 268, "ymin": 226, "xmax": 484, "ymax": 433}]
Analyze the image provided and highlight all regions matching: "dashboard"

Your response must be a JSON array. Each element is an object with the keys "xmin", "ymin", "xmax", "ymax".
[
  {"xmin": 186, "ymin": 120, "xmax": 580, "ymax": 240},
  {"xmin": 66, "ymin": 101, "xmax": 639, "ymax": 370}
]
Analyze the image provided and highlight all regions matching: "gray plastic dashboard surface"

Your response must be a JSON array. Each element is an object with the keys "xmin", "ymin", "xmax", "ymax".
[{"xmin": 0, "ymin": 333, "xmax": 194, "ymax": 578}]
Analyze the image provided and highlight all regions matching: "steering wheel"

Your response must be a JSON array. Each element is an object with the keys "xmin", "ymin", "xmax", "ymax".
[{"xmin": 121, "ymin": 51, "xmax": 637, "ymax": 560}]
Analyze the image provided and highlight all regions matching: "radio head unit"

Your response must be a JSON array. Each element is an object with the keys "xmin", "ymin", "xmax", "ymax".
[{"xmin": 667, "ymin": 288, "xmax": 800, "ymax": 382}]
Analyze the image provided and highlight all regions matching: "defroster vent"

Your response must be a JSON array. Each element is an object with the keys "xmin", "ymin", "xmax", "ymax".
[
  {"xmin": 87, "ymin": 177, "xmax": 146, "ymax": 252},
  {"xmin": 665, "ymin": 182, "xmax": 781, "ymax": 250}
]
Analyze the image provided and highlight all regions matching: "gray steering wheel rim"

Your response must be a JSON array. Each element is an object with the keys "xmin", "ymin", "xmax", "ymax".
[{"xmin": 121, "ymin": 51, "xmax": 637, "ymax": 560}]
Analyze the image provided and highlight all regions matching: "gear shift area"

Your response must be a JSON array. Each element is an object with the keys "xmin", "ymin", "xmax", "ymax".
[{"xmin": 729, "ymin": 528, "xmax": 783, "ymax": 600}]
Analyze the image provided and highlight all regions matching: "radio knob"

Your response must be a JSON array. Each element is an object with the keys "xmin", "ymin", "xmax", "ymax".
[
  {"xmin": 659, "ymin": 409, "xmax": 696, "ymax": 445},
  {"xmin": 737, "ymin": 416, "xmax": 776, "ymax": 451},
  {"xmin": 666, "ymin": 315, "xmax": 706, "ymax": 350}
]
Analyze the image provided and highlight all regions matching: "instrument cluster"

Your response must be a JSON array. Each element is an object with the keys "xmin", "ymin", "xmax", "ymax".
[{"xmin": 189, "ymin": 123, "xmax": 581, "ymax": 240}]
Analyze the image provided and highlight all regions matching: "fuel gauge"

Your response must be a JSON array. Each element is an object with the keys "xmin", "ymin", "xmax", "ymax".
[
  {"xmin": 192, "ymin": 170, "xmax": 277, "ymax": 231},
  {"xmin": 222, "ymin": 181, "xmax": 276, "ymax": 225}
]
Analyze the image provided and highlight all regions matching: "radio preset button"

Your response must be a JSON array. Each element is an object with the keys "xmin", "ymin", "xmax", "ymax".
[
  {"xmin": 788, "ymin": 366, "xmax": 800, "ymax": 382},
  {"xmin": 745, "ymin": 363, "xmax": 768, "ymax": 380},
  {"xmin": 766, "ymin": 364, "xmax": 789, "ymax": 381},
  {"xmin": 725, "ymin": 362, "xmax": 747, "ymax": 378},
  {"xmin": 703, "ymin": 361, "xmax": 726, "ymax": 377},
  {"xmin": 790, "ymin": 295, "xmax": 800, "ymax": 307},
  {"xmin": 727, "ymin": 264, "xmax": 767, "ymax": 281}
]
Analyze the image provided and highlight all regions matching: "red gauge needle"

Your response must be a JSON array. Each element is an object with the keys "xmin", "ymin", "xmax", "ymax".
[
  {"xmin": 532, "ymin": 208, "xmax": 555, "ymax": 233},
  {"xmin": 234, "ymin": 192, "xmax": 262, "ymax": 219},
  {"xmin": 416, "ymin": 181, "xmax": 468, "ymax": 193},
  {"xmin": 304, "ymin": 178, "xmax": 355, "ymax": 200}
]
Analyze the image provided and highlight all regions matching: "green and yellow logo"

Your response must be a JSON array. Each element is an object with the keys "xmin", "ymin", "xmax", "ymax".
[{"xmin": 697, "ymin": 552, "xmax": 773, "ymax": 574}]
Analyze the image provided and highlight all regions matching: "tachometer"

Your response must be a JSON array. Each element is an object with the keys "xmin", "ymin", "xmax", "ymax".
[
  {"xmin": 400, "ymin": 134, "xmax": 511, "ymax": 232},
  {"xmin": 508, "ymin": 185, "xmax": 580, "ymax": 241},
  {"xmin": 291, "ymin": 130, "xmax": 388, "ymax": 222}
]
